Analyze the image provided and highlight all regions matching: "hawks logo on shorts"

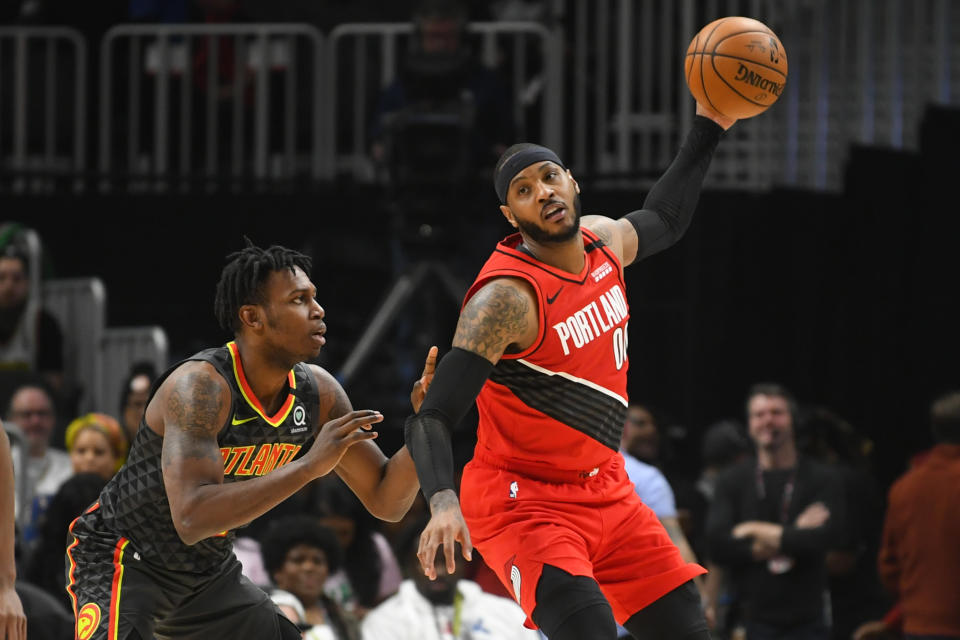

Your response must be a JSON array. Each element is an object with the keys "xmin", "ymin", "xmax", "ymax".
[{"xmin": 76, "ymin": 603, "xmax": 101, "ymax": 640}]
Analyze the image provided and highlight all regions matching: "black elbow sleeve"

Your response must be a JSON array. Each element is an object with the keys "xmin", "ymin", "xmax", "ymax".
[{"xmin": 404, "ymin": 347, "xmax": 494, "ymax": 501}]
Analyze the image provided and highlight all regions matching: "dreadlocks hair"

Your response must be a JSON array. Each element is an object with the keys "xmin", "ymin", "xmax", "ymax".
[{"xmin": 213, "ymin": 238, "xmax": 313, "ymax": 334}]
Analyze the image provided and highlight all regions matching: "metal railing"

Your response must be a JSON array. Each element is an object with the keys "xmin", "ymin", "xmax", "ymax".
[
  {"xmin": 565, "ymin": 0, "xmax": 959, "ymax": 191},
  {"xmin": 99, "ymin": 23, "xmax": 326, "ymax": 190},
  {"xmin": 41, "ymin": 277, "xmax": 106, "ymax": 415},
  {"xmin": 102, "ymin": 326, "xmax": 169, "ymax": 417},
  {"xmin": 0, "ymin": 1, "xmax": 957, "ymax": 192},
  {"xmin": 324, "ymin": 21, "xmax": 563, "ymax": 181},
  {"xmin": 0, "ymin": 27, "xmax": 86, "ymax": 191}
]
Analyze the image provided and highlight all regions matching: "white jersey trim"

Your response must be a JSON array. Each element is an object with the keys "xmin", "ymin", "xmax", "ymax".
[{"xmin": 515, "ymin": 358, "xmax": 629, "ymax": 408}]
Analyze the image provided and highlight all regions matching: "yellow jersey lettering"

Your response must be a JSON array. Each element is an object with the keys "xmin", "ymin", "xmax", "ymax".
[
  {"xmin": 222, "ymin": 447, "xmax": 243, "ymax": 475},
  {"xmin": 275, "ymin": 443, "xmax": 298, "ymax": 468},
  {"xmin": 261, "ymin": 443, "xmax": 285, "ymax": 475},
  {"xmin": 248, "ymin": 443, "xmax": 272, "ymax": 476},
  {"xmin": 233, "ymin": 445, "xmax": 258, "ymax": 476},
  {"xmin": 281, "ymin": 445, "xmax": 302, "ymax": 467}
]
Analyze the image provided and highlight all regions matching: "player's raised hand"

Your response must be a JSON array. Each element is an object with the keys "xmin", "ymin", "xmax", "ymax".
[
  {"xmin": 418, "ymin": 489, "xmax": 472, "ymax": 579},
  {"xmin": 696, "ymin": 101, "xmax": 736, "ymax": 130},
  {"xmin": 305, "ymin": 410, "xmax": 383, "ymax": 478},
  {"xmin": 410, "ymin": 346, "xmax": 439, "ymax": 413}
]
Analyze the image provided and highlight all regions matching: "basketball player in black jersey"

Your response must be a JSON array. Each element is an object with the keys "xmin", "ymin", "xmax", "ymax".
[{"xmin": 65, "ymin": 242, "xmax": 434, "ymax": 640}]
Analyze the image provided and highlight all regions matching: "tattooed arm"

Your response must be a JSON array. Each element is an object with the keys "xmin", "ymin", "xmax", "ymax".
[
  {"xmin": 159, "ymin": 361, "xmax": 380, "ymax": 545},
  {"xmin": 411, "ymin": 277, "xmax": 539, "ymax": 578},
  {"xmin": 453, "ymin": 277, "xmax": 539, "ymax": 362}
]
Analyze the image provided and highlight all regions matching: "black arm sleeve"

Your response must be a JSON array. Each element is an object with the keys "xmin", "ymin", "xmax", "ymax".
[
  {"xmin": 404, "ymin": 347, "xmax": 494, "ymax": 501},
  {"xmin": 624, "ymin": 115, "xmax": 724, "ymax": 263}
]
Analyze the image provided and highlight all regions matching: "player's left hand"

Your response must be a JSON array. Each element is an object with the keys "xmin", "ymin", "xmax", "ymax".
[
  {"xmin": 418, "ymin": 489, "xmax": 472, "ymax": 580},
  {"xmin": 696, "ymin": 101, "xmax": 736, "ymax": 130},
  {"xmin": 0, "ymin": 585, "xmax": 27, "ymax": 640},
  {"xmin": 410, "ymin": 346, "xmax": 438, "ymax": 413}
]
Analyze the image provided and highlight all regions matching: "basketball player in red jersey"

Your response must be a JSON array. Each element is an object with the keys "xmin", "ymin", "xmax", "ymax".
[{"xmin": 402, "ymin": 101, "xmax": 735, "ymax": 640}]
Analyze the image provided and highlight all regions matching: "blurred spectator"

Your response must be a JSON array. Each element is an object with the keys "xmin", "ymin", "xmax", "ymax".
[
  {"xmin": 261, "ymin": 514, "xmax": 360, "ymax": 640},
  {"xmin": 65, "ymin": 413, "xmax": 128, "ymax": 480},
  {"xmin": 621, "ymin": 403, "xmax": 701, "ymax": 544},
  {"xmin": 706, "ymin": 383, "xmax": 845, "ymax": 640},
  {"xmin": 117, "ymin": 362, "xmax": 157, "ymax": 444},
  {"xmin": 619, "ymin": 403, "xmax": 661, "ymax": 467},
  {"xmin": 361, "ymin": 515, "xmax": 538, "ymax": 640},
  {"xmin": 23, "ymin": 472, "xmax": 106, "ymax": 613},
  {"xmin": 0, "ymin": 228, "xmax": 64, "ymax": 406},
  {"xmin": 799, "ymin": 407, "xmax": 890, "ymax": 640},
  {"xmin": 619, "ymin": 408, "xmax": 701, "ymax": 565},
  {"xmin": 851, "ymin": 446, "xmax": 938, "ymax": 640},
  {"xmin": 233, "ymin": 534, "xmax": 271, "ymax": 589},
  {"xmin": 313, "ymin": 478, "xmax": 403, "ymax": 617},
  {"xmin": 6, "ymin": 384, "xmax": 72, "ymax": 545},
  {"xmin": 873, "ymin": 390, "xmax": 960, "ymax": 640},
  {"xmin": 618, "ymin": 416, "xmax": 704, "ymax": 637},
  {"xmin": 694, "ymin": 419, "xmax": 751, "ymax": 552},
  {"xmin": 694, "ymin": 419, "xmax": 750, "ymax": 637},
  {"xmin": 370, "ymin": 0, "xmax": 514, "ymax": 185},
  {"xmin": 19, "ymin": 413, "xmax": 121, "ymax": 611}
]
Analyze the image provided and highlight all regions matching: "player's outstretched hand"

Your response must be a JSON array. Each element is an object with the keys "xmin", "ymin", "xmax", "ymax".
[
  {"xmin": 418, "ymin": 489, "xmax": 473, "ymax": 580},
  {"xmin": 305, "ymin": 409, "xmax": 383, "ymax": 478},
  {"xmin": 0, "ymin": 585, "xmax": 26, "ymax": 640},
  {"xmin": 410, "ymin": 346, "xmax": 439, "ymax": 413},
  {"xmin": 696, "ymin": 101, "xmax": 736, "ymax": 131}
]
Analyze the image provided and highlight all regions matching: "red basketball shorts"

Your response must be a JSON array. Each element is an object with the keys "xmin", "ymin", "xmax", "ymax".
[{"xmin": 460, "ymin": 452, "xmax": 705, "ymax": 629}]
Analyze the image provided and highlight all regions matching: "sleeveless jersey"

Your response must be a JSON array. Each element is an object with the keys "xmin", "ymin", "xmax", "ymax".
[
  {"xmin": 84, "ymin": 341, "xmax": 320, "ymax": 573},
  {"xmin": 464, "ymin": 229, "xmax": 630, "ymax": 475}
]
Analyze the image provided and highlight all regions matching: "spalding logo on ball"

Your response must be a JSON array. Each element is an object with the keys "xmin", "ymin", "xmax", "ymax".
[{"xmin": 685, "ymin": 16, "xmax": 788, "ymax": 119}]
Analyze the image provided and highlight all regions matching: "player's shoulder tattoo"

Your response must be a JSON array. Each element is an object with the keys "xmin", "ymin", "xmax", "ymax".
[
  {"xmin": 167, "ymin": 366, "xmax": 226, "ymax": 438},
  {"xmin": 581, "ymin": 214, "xmax": 616, "ymax": 247},
  {"xmin": 453, "ymin": 279, "xmax": 531, "ymax": 361},
  {"xmin": 308, "ymin": 363, "xmax": 352, "ymax": 425}
]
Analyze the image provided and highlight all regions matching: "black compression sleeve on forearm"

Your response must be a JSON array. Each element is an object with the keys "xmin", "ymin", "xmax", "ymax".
[
  {"xmin": 404, "ymin": 412, "xmax": 456, "ymax": 501},
  {"xmin": 404, "ymin": 347, "xmax": 494, "ymax": 500},
  {"xmin": 624, "ymin": 115, "xmax": 724, "ymax": 263}
]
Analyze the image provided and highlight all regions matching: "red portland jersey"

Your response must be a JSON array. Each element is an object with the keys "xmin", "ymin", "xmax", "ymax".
[{"xmin": 464, "ymin": 229, "xmax": 630, "ymax": 475}]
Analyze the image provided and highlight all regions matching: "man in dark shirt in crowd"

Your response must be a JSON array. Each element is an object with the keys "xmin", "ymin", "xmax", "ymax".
[
  {"xmin": 0, "ymin": 237, "xmax": 64, "ymax": 407},
  {"xmin": 706, "ymin": 383, "xmax": 844, "ymax": 640}
]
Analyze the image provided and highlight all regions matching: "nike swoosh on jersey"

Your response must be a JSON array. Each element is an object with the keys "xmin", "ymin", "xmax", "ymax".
[
  {"xmin": 546, "ymin": 286, "xmax": 563, "ymax": 304},
  {"xmin": 231, "ymin": 414, "xmax": 258, "ymax": 425}
]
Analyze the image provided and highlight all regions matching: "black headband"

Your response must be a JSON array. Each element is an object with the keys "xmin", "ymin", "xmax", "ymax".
[{"xmin": 494, "ymin": 145, "xmax": 564, "ymax": 203}]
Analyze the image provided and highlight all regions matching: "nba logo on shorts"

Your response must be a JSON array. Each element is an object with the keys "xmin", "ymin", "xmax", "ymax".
[
  {"xmin": 76, "ymin": 603, "xmax": 101, "ymax": 640},
  {"xmin": 509, "ymin": 481, "xmax": 518, "ymax": 499},
  {"xmin": 510, "ymin": 565, "xmax": 522, "ymax": 603}
]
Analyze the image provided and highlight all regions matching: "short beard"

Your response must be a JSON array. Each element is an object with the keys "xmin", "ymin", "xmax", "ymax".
[{"xmin": 515, "ymin": 194, "xmax": 582, "ymax": 245}]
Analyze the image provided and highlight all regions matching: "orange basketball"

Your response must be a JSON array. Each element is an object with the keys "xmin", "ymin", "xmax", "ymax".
[{"xmin": 684, "ymin": 16, "xmax": 788, "ymax": 119}]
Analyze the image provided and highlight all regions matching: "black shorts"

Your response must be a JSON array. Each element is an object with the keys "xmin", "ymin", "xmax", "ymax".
[{"xmin": 66, "ymin": 507, "xmax": 294, "ymax": 640}]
